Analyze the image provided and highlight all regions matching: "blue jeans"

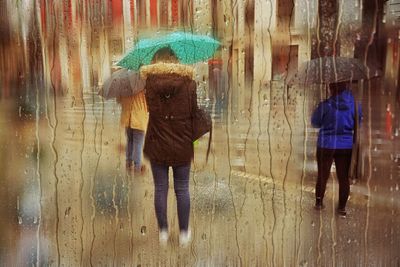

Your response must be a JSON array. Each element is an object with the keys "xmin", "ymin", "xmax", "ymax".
[
  {"xmin": 125, "ymin": 128, "xmax": 145, "ymax": 170},
  {"xmin": 150, "ymin": 161, "xmax": 191, "ymax": 232}
]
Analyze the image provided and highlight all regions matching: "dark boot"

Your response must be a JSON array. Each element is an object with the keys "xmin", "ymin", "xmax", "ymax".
[
  {"xmin": 126, "ymin": 161, "xmax": 133, "ymax": 171},
  {"xmin": 337, "ymin": 207, "xmax": 347, "ymax": 218},
  {"xmin": 314, "ymin": 198, "xmax": 325, "ymax": 210}
]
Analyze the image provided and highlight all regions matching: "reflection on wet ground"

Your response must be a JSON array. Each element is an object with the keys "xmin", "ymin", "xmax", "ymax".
[
  {"xmin": 0, "ymin": 87, "xmax": 399, "ymax": 266},
  {"xmin": 1, "ymin": 0, "xmax": 400, "ymax": 265}
]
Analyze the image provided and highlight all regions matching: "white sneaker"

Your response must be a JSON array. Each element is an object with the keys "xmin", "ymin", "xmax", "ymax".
[
  {"xmin": 159, "ymin": 229, "xmax": 169, "ymax": 245},
  {"xmin": 179, "ymin": 229, "xmax": 191, "ymax": 247}
]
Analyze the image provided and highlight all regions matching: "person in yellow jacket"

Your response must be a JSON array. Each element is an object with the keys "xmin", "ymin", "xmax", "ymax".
[{"xmin": 117, "ymin": 90, "xmax": 149, "ymax": 173}]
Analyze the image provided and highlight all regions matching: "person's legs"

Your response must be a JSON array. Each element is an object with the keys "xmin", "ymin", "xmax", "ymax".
[
  {"xmin": 150, "ymin": 161, "xmax": 170, "ymax": 231},
  {"xmin": 334, "ymin": 149, "xmax": 352, "ymax": 210},
  {"xmin": 131, "ymin": 129, "xmax": 145, "ymax": 171},
  {"xmin": 315, "ymin": 148, "xmax": 334, "ymax": 207},
  {"xmin": 172, "ymin": 163, "xmax": 191, "ymax": 232},
  {"xmin": 125, "ymin": 127, "xmax": 134, "ymax": 168}
]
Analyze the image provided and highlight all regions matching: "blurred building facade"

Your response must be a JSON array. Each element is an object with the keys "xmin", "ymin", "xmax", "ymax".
[{"xmin": 0, "ymin": 0, "xmax": 398, "ymax": 107}]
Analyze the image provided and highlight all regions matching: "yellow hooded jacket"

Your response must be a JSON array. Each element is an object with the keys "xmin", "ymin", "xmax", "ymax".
[{"xmin": 118, "ymin": 90, "xmax": 149, "ymax": 131}]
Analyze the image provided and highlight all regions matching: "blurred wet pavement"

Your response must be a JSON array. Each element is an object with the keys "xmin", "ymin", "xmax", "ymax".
[
  {"xmin": 1, "ymin": 0, "xmax": 400, "ymax": 266},
  {"xmin": 0, "ymin": 89, "xmax": 399, "ymax": 266}
]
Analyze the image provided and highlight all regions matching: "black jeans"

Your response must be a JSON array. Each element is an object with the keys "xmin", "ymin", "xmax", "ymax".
[
  {"xmin": 150, "ymin": 161, "xmax": 191, "ymax": 232},
  {"xmin": 316, "ymin": 147, "xmax": 352, "ymax": 209}
]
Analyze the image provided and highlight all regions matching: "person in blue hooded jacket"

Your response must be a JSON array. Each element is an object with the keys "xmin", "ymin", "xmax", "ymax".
[{"xmin": 311, "ymin": 81, "xmax": 362, "ymax": 217}]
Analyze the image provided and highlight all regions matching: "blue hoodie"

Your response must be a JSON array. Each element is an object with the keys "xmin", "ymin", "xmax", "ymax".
[{"xmin": 311, "ymin": 89, "xmax": 362, "ymax": 149}]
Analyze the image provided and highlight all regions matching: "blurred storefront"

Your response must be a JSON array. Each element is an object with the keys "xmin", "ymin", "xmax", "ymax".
[{"xmin": 1, "ymin": 1, "xmax": 400, "ymax": 266}]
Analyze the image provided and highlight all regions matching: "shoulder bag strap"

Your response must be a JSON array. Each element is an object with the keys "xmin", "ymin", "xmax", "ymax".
[
  {"xmin": 353, "ymin": 98, "xmax": 359, "ymax": 143},
  {"xmin": 188, "ymin": 84, "xmax": 212, "ymax": 163}
]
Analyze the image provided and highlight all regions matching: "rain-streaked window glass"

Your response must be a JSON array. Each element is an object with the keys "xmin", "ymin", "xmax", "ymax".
[{"xmin": 0, "ymin": 0, "xmax": 399, "ymax": 266}]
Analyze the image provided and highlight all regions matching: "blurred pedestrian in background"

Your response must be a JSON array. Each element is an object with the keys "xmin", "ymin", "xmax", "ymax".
[
  {"xmin": 311, "ymin": 81, "xmax": 362, "ymax": 217},
  {"xmin": 117, "ymin": 91, "xmax": 148, "ymax": 174},
  {"xmin": 140, "ymin": 47, "xmax": 198, "ymax": 246},
  {"xmin": 396, "ymin": 84, "xmax": 400, "ymax": 137},
  {"xmin": 385, "ymin": 103, "xmax": 394, "ymax": 140}
]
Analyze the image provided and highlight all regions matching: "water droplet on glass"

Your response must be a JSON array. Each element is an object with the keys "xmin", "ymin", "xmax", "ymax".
[
  {"xmin": 299, "ymin": 260, "xmax": 308, "ymax": 267},
  {"xmin": 396, "ymin": 184, "xmax": 399, "ymax": 191},
  {"xmin": 311, "ymin": 221, "xmax": 315, "ymax": 227},
  {"xmin": 65, "ymin": 207, "xmax": 71, "ymax": 217},
  {"xmin": 18, "ymin": 216, "xmax": 22, "ymax": 224},
  {"xmin": 140, "ymin": 226, "xmax": 147, "ymax": 235},
  {"xmin": 202, "ymin": 233, "xmax": 207, "ymax": 240}
]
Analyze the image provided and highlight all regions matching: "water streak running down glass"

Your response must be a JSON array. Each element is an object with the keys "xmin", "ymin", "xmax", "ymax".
[{"xmin": 0, "ymin": 1, "xmax": 399, "ymax": 266}]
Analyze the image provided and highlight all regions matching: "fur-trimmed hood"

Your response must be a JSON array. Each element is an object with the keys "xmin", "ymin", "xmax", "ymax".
[{"xmin": 140, "ymin": 63, "xmax": 195, "ymax": 80}]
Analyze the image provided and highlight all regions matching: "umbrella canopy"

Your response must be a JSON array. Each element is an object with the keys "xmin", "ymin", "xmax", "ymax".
[
  {"xmin": 287, "ymin": 56, "xmax": 381, "ymax": 86},
  {"xmin": 99, "ymin": 69, "xmax": 145, "ymax": 99},
  {"xmin": 117, "ymin": 31, "xmax": 221, "ymax": 70}
]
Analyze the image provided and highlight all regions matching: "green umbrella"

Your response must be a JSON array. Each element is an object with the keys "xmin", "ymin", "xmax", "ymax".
[{"xmin": 117, "ymin": 31, "xmax": 221, "ymax": 70}]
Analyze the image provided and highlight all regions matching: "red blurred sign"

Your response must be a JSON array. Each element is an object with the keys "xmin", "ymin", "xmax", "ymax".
[
  {"xmin": 150, "ymin": 0, "xmax": 158, "ymax": 26},
  {"xmin": 172, "ymin": 0, "xmax": 178, "ymax": 25},
  {"xmin": 112, "ymin": 0, "xmax": 123, "ymax": 24},
  {"xmin": 130, "ymin": 0, "xmax": 135, "ymax": 24}
]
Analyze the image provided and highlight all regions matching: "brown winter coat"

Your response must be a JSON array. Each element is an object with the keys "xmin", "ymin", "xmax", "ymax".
[{"xmin": 140, "ymin": 63, "xmax": 197, "ymax": 165}]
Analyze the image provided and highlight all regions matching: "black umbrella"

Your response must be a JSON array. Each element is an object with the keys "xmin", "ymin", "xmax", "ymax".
[
  {"xmin": 99, "ymin": 69, "xmax": 145, "ymax": 99},
  {"xmin": 287, "ymin": 56, "xmax": 381, "ymax": 86}
]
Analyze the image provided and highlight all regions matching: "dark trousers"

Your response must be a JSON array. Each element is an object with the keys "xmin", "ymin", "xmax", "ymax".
[
  {"xmin": 316, "ymin": 147, "xmax": 352, "ymax": 209},
  {"xmin": 150, "ymin": 161, "xmax": 191, "ymax": 232}
]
